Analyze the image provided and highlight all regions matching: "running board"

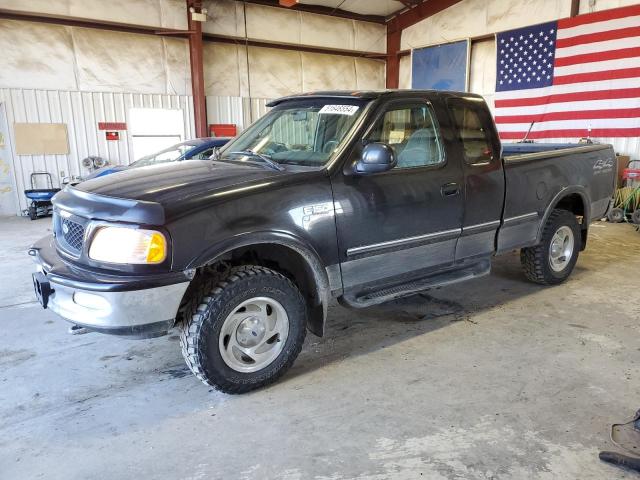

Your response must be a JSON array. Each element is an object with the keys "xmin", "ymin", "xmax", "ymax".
[{"xmin": 340, "ymin": 260, "xmax": 491, "ymax": 308}]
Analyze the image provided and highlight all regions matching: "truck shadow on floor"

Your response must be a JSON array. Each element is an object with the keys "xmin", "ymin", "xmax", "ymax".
[
  {"xmin": 282, "ymin": 236, "xmax": 631, "ymax": 384},
  {"xmin": 73, "ymin": 225, "xmax": 632, "ymax": 394},
  {"xmin": 149, "ymin": 225, "xmax": 631, "ymax": 392}
]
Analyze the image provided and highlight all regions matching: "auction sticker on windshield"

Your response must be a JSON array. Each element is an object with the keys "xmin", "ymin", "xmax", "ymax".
[{"xmin": 319, "ymin": 105, "xmax": 359, "ymax": 115}]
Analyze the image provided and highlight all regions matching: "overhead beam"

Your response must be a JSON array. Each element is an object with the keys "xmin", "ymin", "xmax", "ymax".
[
  {"xmin": 387, "ymin": 0, "xmax": 464, "ymax": 31},
  {"xmin": 393, "ymin": 0, "xmax": 423, "ymax": 9},
  {"xmin": 237, "ymin": 0, "xmax": 387, "ymax": 24},
  {"xmin": 0, "ymin": 8, "xmax": 191, "ymax": 36},
  {"xmin": 386, "ymin": 0, "xmax": 464, "ymax": 88},
  {"xmin": 203, "ymin": 34, "xmax": 383, "ymax": 58}
]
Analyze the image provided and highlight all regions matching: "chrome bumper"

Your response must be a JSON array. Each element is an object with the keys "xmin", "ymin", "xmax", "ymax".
[
  {"xmin": 30, "ymin": 235, "xmax": 190, "ymax": 338},
  {"xmin": 45, "ymin": 277, "xmax": 189, "ymax": 337}
]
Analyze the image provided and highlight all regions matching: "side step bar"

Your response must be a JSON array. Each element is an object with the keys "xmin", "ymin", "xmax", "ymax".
[{"xmin": 340, "ymin": 259, "xmax": 491, "ymax": 308}]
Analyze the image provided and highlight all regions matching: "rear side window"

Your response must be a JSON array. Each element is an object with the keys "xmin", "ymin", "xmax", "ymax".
[
  {"xmin": 448, "ymin": 99, "xmax": 494, "ymax": 165},
  {"xmin": 366, "ymin": 104, "xmax": 444, "ymax": 169}
]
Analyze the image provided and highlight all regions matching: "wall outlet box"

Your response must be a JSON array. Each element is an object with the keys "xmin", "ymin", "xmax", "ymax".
[{"xmin": 191, "ymin": 11, "xmax": 207, "ymax": 22}]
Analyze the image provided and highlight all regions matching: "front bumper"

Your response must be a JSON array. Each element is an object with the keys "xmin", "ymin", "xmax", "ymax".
[{"xmin": 30, "ymin": 235, "xmax": 190, "ymax": 338}]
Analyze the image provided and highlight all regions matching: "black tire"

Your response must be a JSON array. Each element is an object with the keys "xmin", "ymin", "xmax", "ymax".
[
  {"xmin": 520, "ymin": 209, "xmax": 581, "ymax": 285},
  {"xmin": 607, "ymin": 207, "xmax": 625, "ymax": 223},
  {"xmin": 179, "ymin": 265, "xmax": 307, "ymax": 394},
  {"xmin": 28, "ymin": 206, "xmax": 37, "ymax": 220},
  {"xmin": 632, "ymin": 209, "xmax": 640, "ymax": 225}
]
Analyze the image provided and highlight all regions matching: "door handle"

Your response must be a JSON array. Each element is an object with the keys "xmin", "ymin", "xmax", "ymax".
[{"xmin": 441, "ymin": 182, "xmax": 460, "ymax": 197}]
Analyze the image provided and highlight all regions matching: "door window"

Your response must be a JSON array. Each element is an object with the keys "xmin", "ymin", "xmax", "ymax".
[
  {"xmin": 448, "ymin": 99, "xmax": 494, "ymax": 165},
  {"xmin": 366, "ymin": 104, "xmax": 444, "ymax": 169}
]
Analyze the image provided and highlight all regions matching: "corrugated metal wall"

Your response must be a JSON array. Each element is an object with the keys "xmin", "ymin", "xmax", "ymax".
[
  {"xmin": 0, "ymin": 88, "xmax": 195, "ymax": 214},
  {"xmin": 1, "ymin": 91, "xmax": 275, "ymax": 215},
  {"xmin": 206, "ymin": 96, "xmax": 271, "ymax": 132},
  {"xmin": 6, "ymin": 89, "xmax": 635, "ymax": 216}
]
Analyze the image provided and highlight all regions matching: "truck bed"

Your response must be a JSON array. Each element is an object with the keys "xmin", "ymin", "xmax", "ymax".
[
  {"xmin": 502, "ymin": 142, "xmax": 589, "ymax": 156},
  {"xmin": 497, "ymin": 143, "xmax": 616, "ymax": 253}
]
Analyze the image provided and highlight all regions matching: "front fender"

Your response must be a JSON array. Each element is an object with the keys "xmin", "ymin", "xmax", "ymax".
[{"xmin": 187, "ymin": 230, "xmax": 331, "ymax": 337}]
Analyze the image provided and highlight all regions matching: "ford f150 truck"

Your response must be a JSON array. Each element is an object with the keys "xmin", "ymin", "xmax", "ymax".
[{"xmin": 30, "ymin": 90, "xmax": 616, "ymax": 393}]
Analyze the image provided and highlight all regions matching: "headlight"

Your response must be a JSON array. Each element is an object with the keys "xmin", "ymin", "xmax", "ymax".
[{"xmin": 88, "ymin": 227, "xmax": 167, "ymax": 264}]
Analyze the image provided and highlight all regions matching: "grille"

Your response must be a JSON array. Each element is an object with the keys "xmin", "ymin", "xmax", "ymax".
[{"xmin": 61, "ymin": 217, "xmax": 85, "ymax": 252}]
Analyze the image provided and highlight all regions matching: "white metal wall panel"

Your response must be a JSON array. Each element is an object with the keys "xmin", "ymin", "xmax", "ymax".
[
  {"xmin": 206, "ymin": 96, "xmax": 272, "ymax": 133},
  {"xmin": 206, "ymin": 96, "xmax": 246, "ymax": 131},
  {"xmin": 0, "ymin": 88, "xmax": 194, "ymax": 215}
]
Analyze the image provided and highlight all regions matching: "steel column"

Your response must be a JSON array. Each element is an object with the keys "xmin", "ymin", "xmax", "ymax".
[
  {"xmin": 386, "ymin": 25, "xmax": 402, "ymax": 88},
  {"xmin": 187, "ymin": 1, "xmax": 208, "ymax": 138}
]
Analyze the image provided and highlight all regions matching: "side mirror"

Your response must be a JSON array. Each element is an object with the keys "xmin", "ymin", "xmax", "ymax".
[{"xmin": 354, "ymin": 142, "xmax": 397, "ymax": 175}]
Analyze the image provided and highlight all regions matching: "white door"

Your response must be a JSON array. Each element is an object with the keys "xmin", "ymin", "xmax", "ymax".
[{"xmin": 129, "ymin": 108, "xmax": 185, "ymax": 162}]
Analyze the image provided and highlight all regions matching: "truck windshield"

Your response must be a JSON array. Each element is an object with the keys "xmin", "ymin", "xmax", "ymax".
[{"xmin": 220, "ymin": 99, "xmax": 366, "ymax": 167}]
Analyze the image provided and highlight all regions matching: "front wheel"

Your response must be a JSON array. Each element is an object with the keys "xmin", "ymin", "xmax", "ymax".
[
  {"xmin": 520, "ymin": 209, "xmax": 581, "ymax": 285},
  {"xmin": 179, "ymin": 265, "xmax": 307, "ymax": 394}
]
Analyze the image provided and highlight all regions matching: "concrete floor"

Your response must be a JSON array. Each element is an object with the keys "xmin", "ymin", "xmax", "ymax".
[{"xmin": 0, "ymin": 215, "xmax": 638, "ymax": 480}]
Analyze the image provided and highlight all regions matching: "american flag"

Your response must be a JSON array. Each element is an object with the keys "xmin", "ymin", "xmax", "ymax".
[{"xmin": 494, "ymin": 4, "xmax": 640, "ymax": 140}]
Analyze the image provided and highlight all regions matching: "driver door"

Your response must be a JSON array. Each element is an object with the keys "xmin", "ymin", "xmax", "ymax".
[{"xmin": 331, "ymin": 99, "xmax": 465, "ymax": 292}]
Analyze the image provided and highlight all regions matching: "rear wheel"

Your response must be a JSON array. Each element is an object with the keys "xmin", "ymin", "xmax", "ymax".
[
  {"xmin": 179, "ymin": 265, "xmax": 307, "ymax": 394},
  {"xmin": 520, "ymin": 209, "xmax": 580, "ymax": 285},
  {"xmin": 28, "ymin": 205, "xmax": 37, "ymax": 220},
  {"xmin": 632, "ymin": 210, "xmax": 640, "ymax": 225}
]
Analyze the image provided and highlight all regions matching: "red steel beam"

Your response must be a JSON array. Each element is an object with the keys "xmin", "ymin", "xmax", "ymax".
[
  {"xmin": 386, "ymin": 27, "xmax": 402, "ymax": 88},
  {"xmin": 387, "ymin": 0, "xmax": 463, "ymax": 31},
  {"xmin": 187, "ymin": 1, "xmax": 208, "ymax": 138},
  {"xmin": 0, "ymin": 8, "xmax": 191, "ymax": 37},
  {"xmin": 204, "ymin": 33, "xmax": 381, "ymax": 58},
  {"xmin": 386, "ymin": 0, "xmax": 464, "ymax": 88}
]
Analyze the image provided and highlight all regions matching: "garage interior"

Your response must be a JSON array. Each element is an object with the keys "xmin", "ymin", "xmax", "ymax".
[{"xmin": 0, "ymin": 0, "xmax": 639, "ymax": 479}]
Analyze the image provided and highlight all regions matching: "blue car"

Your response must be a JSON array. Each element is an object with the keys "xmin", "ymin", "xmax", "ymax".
[{"xmin": 85, "ymin": 137, "xmax": 231, "ymax": 180}]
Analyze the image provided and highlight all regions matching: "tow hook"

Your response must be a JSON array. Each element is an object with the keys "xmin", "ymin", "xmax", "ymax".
[{"xmin": 68, "ymin": 324, "xmax": 90, "ymax": 335}]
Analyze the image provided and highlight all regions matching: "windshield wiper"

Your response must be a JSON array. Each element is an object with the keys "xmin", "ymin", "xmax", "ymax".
[{"xmin": 228, "ymin": 150, "xmax": 284, "ymax": 171}]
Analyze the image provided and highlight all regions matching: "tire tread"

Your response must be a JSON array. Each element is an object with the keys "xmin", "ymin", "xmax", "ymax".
[
  {"xmin": 179, "ymin": 265, "xmax": 306, "ymax": 394},
  {"xmin": 520, "ymin": 209, "xmax": 579, "ymax": 285}
]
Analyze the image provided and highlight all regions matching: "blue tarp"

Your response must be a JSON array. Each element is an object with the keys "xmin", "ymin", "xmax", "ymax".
[{"xmin": 411, "ymin": 40, "xmax": 468, "ymax": 91}]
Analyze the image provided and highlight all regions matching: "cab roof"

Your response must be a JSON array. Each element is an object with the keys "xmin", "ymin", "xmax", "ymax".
[{"xmin": 266, "ymin": 89, "xmax": 483, "ymax": 107}]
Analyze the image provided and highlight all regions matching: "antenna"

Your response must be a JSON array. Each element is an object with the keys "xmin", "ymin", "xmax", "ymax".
[{"xmin": 519, "ymin": 121, "xmax": 535, "ymax": 143}]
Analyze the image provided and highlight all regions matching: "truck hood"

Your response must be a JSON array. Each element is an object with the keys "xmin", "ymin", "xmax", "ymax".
[{"xmin": 76, "ymin": 159, "xmax": 292, "ymax": 207}]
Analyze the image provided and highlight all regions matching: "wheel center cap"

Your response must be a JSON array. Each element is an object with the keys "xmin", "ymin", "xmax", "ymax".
[{"xmin": 236, "ymin": 316, "xmax": 266, "ymax": 347}]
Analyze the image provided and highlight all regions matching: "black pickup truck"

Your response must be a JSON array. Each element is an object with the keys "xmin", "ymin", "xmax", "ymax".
[{"xmin": 30, "ymin": 90, "xmax": 616, "ymax": 393}]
